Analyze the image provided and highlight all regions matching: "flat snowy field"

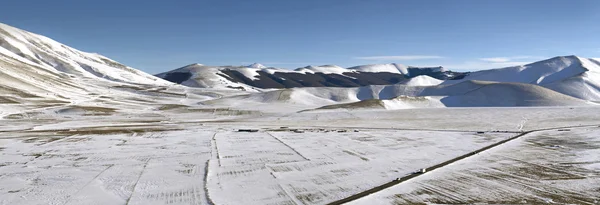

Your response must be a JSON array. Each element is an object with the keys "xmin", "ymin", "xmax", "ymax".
[{"xmin": 1, "ymin": 107, "xmax": 599, "ymax": 205}]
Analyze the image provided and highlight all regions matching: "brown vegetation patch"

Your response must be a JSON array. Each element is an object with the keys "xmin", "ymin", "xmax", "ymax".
[
  {"xmin": 158, "ymin": 104, "xmax": 189, "ymax": 110},
  {"xmin": 0, "ymin": 96, "xmax": 19, "ymax": 104}
]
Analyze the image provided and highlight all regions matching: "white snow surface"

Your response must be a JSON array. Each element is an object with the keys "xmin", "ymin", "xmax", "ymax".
[
  {"xmin": 399, "ymin": 75, "xmax": 444, "ymax": 86},
  {"xmin": 247, "ymin": 63, "xmax": 267, "ymax": 69},
  {"xmin": 452, "ymin": 55, "xmax": 600, "ymax": 101},
  {"xmin": 155, "ymin": 64, "xmax": 263, "ymax": 91},
  {"xmin": 206, "ymin": 80, "xmax": 592, "ymax": 112},
  {"xmin": 349, "ymin": 127, "xmax": 600, "ymax": 205},
  {"xmin": 294, "ymin": 65, "xmax": 350, "ymax": 74},
  {"xmin": 347, "ymin": 63, "xmax": 410, "ymax": 74},
  {"xmin": 2, "ymin": 104, "xmax": 600, "ymax": 205}
]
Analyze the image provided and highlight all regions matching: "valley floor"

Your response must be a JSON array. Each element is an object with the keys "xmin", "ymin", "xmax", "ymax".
[{"xmin": 1, "ymin": 107, "xmax": 599, "ymax": 205}]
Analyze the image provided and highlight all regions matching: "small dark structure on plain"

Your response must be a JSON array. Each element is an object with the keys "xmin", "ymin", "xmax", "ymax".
[{"xmin": 238, "ymin": 129, "xmax": 259, "ymax": 132}]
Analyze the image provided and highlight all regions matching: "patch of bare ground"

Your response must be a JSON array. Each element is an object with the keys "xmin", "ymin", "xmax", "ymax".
[
  {"xmin": 3, "ymin": 112, "xmax": 45, "ymax": 119},
  {"xmin": 186, "ymin": 108, "xmax": 260, "ymax": 115},
  {"xmin": 0, "ymin": 96, "xmax": 19, "ymax": 104},
  {"xmin": 58, "ymin": 105, "xmax": 118, "ymax": 116},
  {"xmin": 53, "ymin": 127, "xmax": 179, "ymax": 135},
  {"xmin": 112, "ymin": 85, "xmax": 146, "ymax": 91},
  {"xmin": 158, "ymin": 104, "xmax": 189, "ymax": 110},
  {"xmin": 22, "ymin": 136, "xmax": 64, "ymax": 144},
  {"xmin": 312, "ymin": 99, "xmax": 385, "ymax": 111},
  {"xmin": 70, "ymin": 105, "xmax": 117, "ymax": 113},
  {"xmin": 0, "ymin": 85, "xmax": 40, "ymax": 98}
]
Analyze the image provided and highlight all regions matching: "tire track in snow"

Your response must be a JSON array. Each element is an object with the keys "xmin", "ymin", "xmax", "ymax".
[
  {"xmin": 203, "ymin": 132, "xmax": 219, "ymax": 205},
  {"xmin": 211, "ymin": 132, "xmax": 221, "ymax": 167},
  {"xmin": 125, "ymin": 159, "xmax": 150, "ymax": 205},
  {"xmin": 203, "ymin": 160, "xmax": 216, "ymax": 205},
  {"xmin": 266, "ymin": 132, "xmax": 309, "ymax": 161},
  {"xmin": 63, "ymin": 164, "xmax": 114, "ymax": 205}
]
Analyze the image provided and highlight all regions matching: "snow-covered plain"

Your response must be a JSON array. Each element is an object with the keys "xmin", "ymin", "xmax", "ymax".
[
  {"xmin": 2, "ymin": 105, "xmax": 600, "ymax": 205},
  {"xmin": 349, "ymin": 127, "xmax": 600, "ymax": 205}
]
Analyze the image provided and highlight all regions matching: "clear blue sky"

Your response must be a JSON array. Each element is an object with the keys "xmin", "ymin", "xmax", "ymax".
[{"xmin": 2, "ymin": 0, "xmax": 600, "ymax": 73}]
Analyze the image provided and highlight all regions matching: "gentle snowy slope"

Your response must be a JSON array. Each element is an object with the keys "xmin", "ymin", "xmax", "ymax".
[
  {"xmin": 399, "ymin": 75, "xmax": 444, "ymax": 86},
  {"xmin": 204, "ymin": 80, "xmax": 591, "ymax": 112},
  {"xmin": 247, "ymin": 63, "xmax": 267, "ymax": 69},
  {"xmin": 439, "ymin": 80, "xmax": 588, "ymax": 107},
  {"xmin": 347, "ymin": 63, "xmax": 410, "ymax": 74},
  {"xmin": 453, "ymin": 55, "xmax": 600, "ymax": 101},
  {"xmin": 155, "ymin": 63, "xmax": 263, "ymax": 91}
]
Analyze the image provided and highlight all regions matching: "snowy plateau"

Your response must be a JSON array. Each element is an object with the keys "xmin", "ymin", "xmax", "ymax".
[{"xmin": 0, "ymin": 22, "xmax": 599, "ymax": 205}]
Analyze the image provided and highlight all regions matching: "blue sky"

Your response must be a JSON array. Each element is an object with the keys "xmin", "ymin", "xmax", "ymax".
[{"xmin": 2, "ymin": 0, "xmax": 600, "ymax": 73}]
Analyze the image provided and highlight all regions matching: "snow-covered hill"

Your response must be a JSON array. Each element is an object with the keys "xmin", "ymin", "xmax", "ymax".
[
  {"xmin": 450, "ymin": 56, "xmax": 600, "ymax": 101},
  {"xmin": 1, "ymin": 22, "xmax": 598, "ymax": 115},
  {"xmin": 0, "ymin": 22, "xmax": 212, "ymax": 116},
  {"xmin": 399, "ymin": 75, "xmax": 444, "ymax": 86},
  {"xmin": 203, "ymin": 79, "xmax": 592, "ymax": 112},
  {"xmin": 0, "ymin": 23, "xmax": 170, "ymax": 85},
  {"xmin": 158, "ymin": 55, "xmax": 600, "ymax": 103},
  {"xmin": 157, "ymin": 63, "xmax": 463, "ymax": 90}
]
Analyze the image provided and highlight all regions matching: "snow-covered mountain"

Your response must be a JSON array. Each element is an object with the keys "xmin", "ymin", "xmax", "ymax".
[
  {"xmin": 205, "ymin": 79, "xmax": 592, "ymax": 112},
  {"xmin": 156, "ymin": 63, "xmax": 464, "ymax": 90},
  {"xmin": 158, "ymin": 55, "xmax": 600, "ymax": 104},
  {"xmin": 449, "ymin": 56, "xmax": 600, "ymax": 101},
  {"xmin": 1, "ymin": 21, "xmax": 599, "ymax": 113},
  {"xmin": 0, "ymin": 22, "xmax": 192, "ymax": 116},
  {"xmin": 0, "ymin": 23, "xmax": 170, "ymax": 86}
]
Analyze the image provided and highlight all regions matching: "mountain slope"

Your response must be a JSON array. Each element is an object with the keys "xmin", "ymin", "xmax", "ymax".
[
  {"xmin": 159, "ymin": 55, "xmax": 600, "ymax": 103},
  {"xmin": 203, "ymin": 80, "xmax": 591, "ymax": 112},
  {"xmin": 0, "ymin": 23, "xmax": 203, "ymax": 117},
  {"xmin": 156, "ymin": 63, "xmax": 466, "ymax": 89},
  {"xmin": 451, "ymin": 56, "xmax": 600, "ymax": 101},
  {"xmin": 0, "ymin": 23, "xmax": 170, "ymax": 85}
]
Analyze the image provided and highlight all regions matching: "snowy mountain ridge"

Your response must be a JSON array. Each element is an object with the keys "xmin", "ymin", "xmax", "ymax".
[
  {"xmin": 1, "ymin": 21, "xmax": 600, "ymax": 114},
  {"xmin": 157, "ymin": 55, "xmax": 600, "ymax": 101},
  {"xmin": 157, "ymin": 62, "xmax": 461, "ymax": 90},
  {"xmin": 452, "ymin": 55, "xmax": 600, "ymax": 101}
]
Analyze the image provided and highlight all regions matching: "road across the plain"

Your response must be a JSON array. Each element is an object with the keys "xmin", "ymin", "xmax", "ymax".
[{"xmin": 326, "ymin": 124, "xmax": 600, "ymax": 205}]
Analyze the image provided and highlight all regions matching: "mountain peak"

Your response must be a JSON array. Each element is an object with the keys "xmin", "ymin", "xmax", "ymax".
[
  {"xmin": 180, "ymin": 63, "xmax": 204, "ymax": 68},
  {"xmin": 248, "ymin": 63, "xmax": 267, "ymax": 69}
]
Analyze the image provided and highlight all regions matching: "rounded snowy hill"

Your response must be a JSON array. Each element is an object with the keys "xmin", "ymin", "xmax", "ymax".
[
  {"xmin": 450, "ymin": 55, "xmax": 600, "ymax": 101},
  {"xmin": 157, "ymin": 63, "xmax": 463, "ymax": 90},
  {"xmin": 399, "ymin": 75, "xmax": 444, "ymax": 86},
  {"xmin": 204, "ymin": 78, "xmax": 592, "ymax": 112}
]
